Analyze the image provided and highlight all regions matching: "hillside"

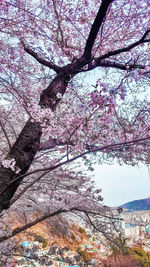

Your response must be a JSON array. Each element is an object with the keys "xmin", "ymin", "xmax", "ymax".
[
  {"xmin": 9, "ymin": 212, "xmax": 105, "ymax": 266},
  {"xmin": 120, "ymin": 197, "xmax": 150, "ymax": 211}
]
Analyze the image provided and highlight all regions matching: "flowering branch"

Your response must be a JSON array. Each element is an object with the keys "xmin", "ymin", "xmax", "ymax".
[
  {"xmin": 22, "ymin": 42, "xmax": 61, "ymax": 73},
  {"xmin": 2, "ymin": 136, "xmax": 149, "ymax": 199},
  {"xmin": 0, "ymin": 208, "xmax": 67, "ymax": 242},
  {"xmin": 99, "ymin": 29, "xmax": 150, "ymax": 60}
]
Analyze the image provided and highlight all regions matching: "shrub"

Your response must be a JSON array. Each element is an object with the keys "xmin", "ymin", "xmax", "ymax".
[
  {"xmin": 129, "ymin": 247, "xmax": 150, "ymax": 267},
  {"xmin": 33, "ymin": 234, "xmax": 47, "ymax": 248},
  {"xmin": 103, "ymin": 254, "xmax": 140, "ymax": 267},
  {"xmin": 78, "ymin": 227, "xmax": 86, "ymax": 234},
  {"xmin": 76, "ymin": 247, "xmax": 92, "ymax": 262}
]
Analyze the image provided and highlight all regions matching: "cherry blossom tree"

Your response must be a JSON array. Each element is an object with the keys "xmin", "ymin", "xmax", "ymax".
[
  {"xmin": 0, "ymin": 0, "xmax": 149, "ymax": 264},
  {"xmin": 0, "ymin": 0, "xmax": 149, "ymax": 240}
]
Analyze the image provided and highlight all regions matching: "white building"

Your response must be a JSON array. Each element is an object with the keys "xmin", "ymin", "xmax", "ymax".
[{"xmin": 125, "ymin": 226, "xmax": 140, "ymax": 237}]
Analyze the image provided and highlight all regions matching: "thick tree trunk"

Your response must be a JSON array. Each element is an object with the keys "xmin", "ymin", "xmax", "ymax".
[
  {"xmin": 0, "ymin": 120, "xmax": 42, "ymax": 211},
  {"xmin": 0, "ymin": 74, "xmax": 70, "ymax": 213}
]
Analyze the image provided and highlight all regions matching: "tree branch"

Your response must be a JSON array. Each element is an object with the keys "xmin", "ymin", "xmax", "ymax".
[
  {"xmin": 83, "ymin": 0, "xmax": 113, "ymax": 59},
  {"xmin": 4, "ymin": 136, "xmax": 149, "ymax": 190},
  {"xmin": 0, "ymin": 208, "xmax": 67, "ymax": 242},
  {"xmin": 22, "ymin": 42, "xmax": 61, "ymax": 73},
  {"xmin": 99, "ymin": 29, "xmax": 150, "ymax": 60},
  {"xmin": 38, "ymin": 137, "xmax": 74, "ymax": 151},
  {"xmin": 0, "ymin": 119, "xmax": 12, "ymax": 149},
  {"xmin": 94, "ymin": 59, "xmax": 146, "ymax": 71},
  {"xmin": 84, "ymin": 211, "xmax": 119, "ymax": 246},
  {"xmin": 10, "ymin": 170, "xmax": 50, "ymax": 206},
  {"xmin": 80, "ymin": 59, "xmax": 146, "ymax": 72},
  {"xmin": 0, "ymin": 207, "xmax": 101, "ymax": 242}
]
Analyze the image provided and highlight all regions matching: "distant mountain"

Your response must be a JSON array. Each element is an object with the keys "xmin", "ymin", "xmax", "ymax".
[{"xmin": 119, "ymin": 197, "xmax": 150, "ymax": 211}]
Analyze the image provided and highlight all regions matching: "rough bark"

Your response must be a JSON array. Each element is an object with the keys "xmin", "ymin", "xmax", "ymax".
[
  {"xmin": 0, "ymin": 120, "xmax": 42, "ymax": 211},
  {"xmin": 0, "ymin": 73, "xmax": 71, "ymax": 212}
]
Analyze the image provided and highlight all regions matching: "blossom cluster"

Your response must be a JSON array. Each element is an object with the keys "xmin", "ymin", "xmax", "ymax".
[{"xmin": 1, "ymin": 157, "xmax": 20, "ymax": 173}]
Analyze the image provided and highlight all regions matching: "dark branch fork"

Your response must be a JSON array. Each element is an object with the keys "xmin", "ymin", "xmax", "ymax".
[
  {"xmin": 80, "ymin": 29, "xmax": 150, "ymax": 72},
  {"xmin": 22, "ymin": 0, "xmax": 114, "ymax": 77},
  {"xmin": 23, "ymin": 27, "xmax": 150, "ymax": 74}
]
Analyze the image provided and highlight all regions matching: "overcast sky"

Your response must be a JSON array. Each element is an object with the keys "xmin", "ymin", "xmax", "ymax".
[
  {"xmin": 93, "ymin": 163, "xmax": 150, "ymax": 207},
  {"xmin": 78, "ymin": 65, "xmax": 150, "ymax": 208}
]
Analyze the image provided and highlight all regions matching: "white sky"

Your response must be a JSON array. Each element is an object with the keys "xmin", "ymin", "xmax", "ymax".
[{"xmin": 93, "ymin": 163, "xmax": 150, "ymax": 207}]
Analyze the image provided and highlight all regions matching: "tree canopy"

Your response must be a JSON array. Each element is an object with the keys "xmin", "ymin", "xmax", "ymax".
[{"xmin": 0, "ymin": 0, "xmax": 149, "ymax": 263}]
